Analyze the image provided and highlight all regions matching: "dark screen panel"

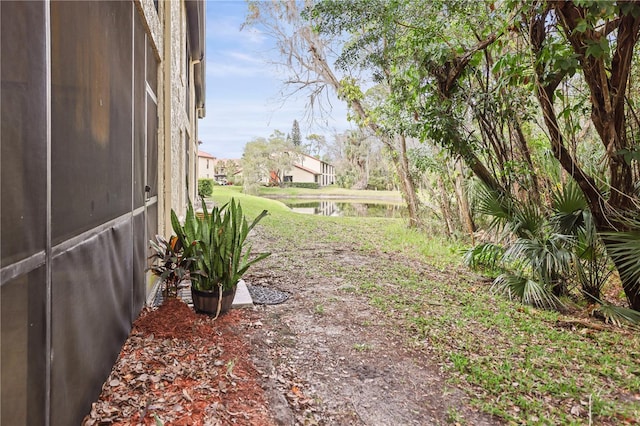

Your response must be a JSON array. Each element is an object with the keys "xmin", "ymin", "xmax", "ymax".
[
  {"xmin": 1, "ymin": 267, "xmax": 46, "ymax": 426},
  {"xmin": 134, "ymin": 13, "xmax": 145, "ymax": 208},
  {"xmin": 0, "ymin": 1, "xmax": 47, "ymax": 266},
  {"xmin": 145, "ymin": 202, "xmax": 158, "ymax": 294},
  {"xmin": 51, "ymin": 220, "xmax": 132, "ymax": 426},
  {"xmin": 51, "ymin": 1, "xmax": 133, "ymax": 244}
]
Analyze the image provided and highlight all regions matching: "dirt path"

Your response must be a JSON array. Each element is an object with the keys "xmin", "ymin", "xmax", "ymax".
[{"xmin": 245, "ymin": 229, "xmax": 500, "ymax": 425}]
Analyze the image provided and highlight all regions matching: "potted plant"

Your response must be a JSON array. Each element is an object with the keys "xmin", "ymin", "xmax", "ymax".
[
  {"xmin": 147, "ymin": 234, "xmax": 198, "ymax": 299},
  {"xmin": 172, "ymin": 198, "xmax": 270, "ymax": 317}
]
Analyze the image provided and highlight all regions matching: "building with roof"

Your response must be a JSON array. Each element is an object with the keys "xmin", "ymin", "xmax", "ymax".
[
  {"xmin": 197, "ymin": 150, "xmax": 217, "ymax": 179},
  {"xmin": 282, "ymin": 153, "xmax": 335, "ymax": 186},
  {"xmin": 197, "ymin": 151, "xmax": 241, "ymax": 184}
]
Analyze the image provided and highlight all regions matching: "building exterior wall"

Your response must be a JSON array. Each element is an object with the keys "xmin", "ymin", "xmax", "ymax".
[
  {"xmin": 289, "ymin": 166, "xmax": 317, "ymax": 183},
  {"xmin": 197, "ymin": 155, "xmax": 241, "ymax": 183},
  {"xmin": 197, "ymin": 151, "xmax": 216, "ymax": 180},
  {"xmin": 321, "ymin": 162, "xmax": 336, "ymax": 186},
  {"xmin": 161, "ymin": 0, "xmax": 202, "ymax": 234},
  {"xmin": 294, "ymin": 154, "xmax": 335, "ymax": 186},
  {"xmin": 199, "ymin": 157, "xmax": 215, "ymax": 179},
  {"xmin": 0, "ymin": 1, "xmax": 204, "ymax": 424},
  {"xmin": 299, "ymin": 154, "xmax": 321, "ymax": 172}
]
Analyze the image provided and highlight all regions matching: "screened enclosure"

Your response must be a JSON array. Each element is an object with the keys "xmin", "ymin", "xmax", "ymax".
[{"xmin": 0, "ymin": 1, "xmax": 177, "ymax": 424}]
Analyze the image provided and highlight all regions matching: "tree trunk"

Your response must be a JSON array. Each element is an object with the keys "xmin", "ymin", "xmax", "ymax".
[
  {"xmin": 454, "ymin": 160, "xmax": 476, "ymax": 240},
  {"xmin": 437, "ymin": 174, "xmax": 453, "ymax": 237},
  {"xmin": 387, "ymin": 134, "xmax": 423, "ymax": 228},
  {"xmin": 508, "ymin": 116, "xmax": 541, "ymax": 204},
  {"xmin": 530, "ymin": 5, "xmax": 640, "ymax": 310},
  {"xmin": 552, "ymin": 1, "xmax": 639, "ymax": 211},
  {"xmin": 536, "ymin": 80, "xmax": 640, "ymax": 311},
  {"xmin": 429, "ymin": 32, "xmax": 507, "ymax": 197},
  {"xmin": 450, "ymin": 129, "xmax": 505, "ymax": 196},
  {"xmin": 351, "ymin": 158, "xmax": 368, "ymax": 190}
]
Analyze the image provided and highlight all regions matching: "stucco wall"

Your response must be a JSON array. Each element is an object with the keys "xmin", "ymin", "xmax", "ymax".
[
  {"xmin": 152, "ymin": 0, "xmax": 201, "ymax": 233},
  {"xmin": 290, "ymin": 167, "xmax": 317, "ymax": 184},
  {"xmin": 293, "ymin": 155, "xmax": 335, "ymax": 186},
  {"xmin": 300, "ymin": 155, "xmax": 322, "ymax": 172},
  {"xmin": 135, "ymin": 0, "xmax": 163, "ymax": 54},
  {"xmin": 198, "ymin": 156, "xmax": 215, "ymax": 179}
]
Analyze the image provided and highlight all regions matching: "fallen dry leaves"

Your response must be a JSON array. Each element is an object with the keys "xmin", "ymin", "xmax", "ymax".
[{"xmin": 83, "ymin": 298, "xmax": 275, "ymax": 425}]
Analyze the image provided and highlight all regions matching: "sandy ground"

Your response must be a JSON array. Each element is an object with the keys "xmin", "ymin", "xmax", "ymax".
[{"xmin": 244, "ymin": 229, "xmax": 501, "ymax": 425}]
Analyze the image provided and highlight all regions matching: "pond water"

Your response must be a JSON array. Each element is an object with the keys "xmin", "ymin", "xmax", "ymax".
[{"xmin": 275, "ymin": 198, "xmax": 407, "ymax": 218}]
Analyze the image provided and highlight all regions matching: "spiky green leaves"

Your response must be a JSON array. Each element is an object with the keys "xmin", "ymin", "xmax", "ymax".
[{"xmin": 171, "ymin": 198, "xmax": 270, "ymax": 292}]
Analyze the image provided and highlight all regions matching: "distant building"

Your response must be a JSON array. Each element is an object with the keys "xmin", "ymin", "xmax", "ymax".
[
  {"xmin": 282, "ymin": 153, "xmax": 335, "ymax": 186},
  {"xmin": 213, "ymin": 158, "xmax": 241, "ymax": 184},
  {"xmin": 197, "ymin": 151, "xmax": 241, "ymax": 184},
  {"xmin": 198, "ymin": 150, "xmax": 216, "ymax": 179}
]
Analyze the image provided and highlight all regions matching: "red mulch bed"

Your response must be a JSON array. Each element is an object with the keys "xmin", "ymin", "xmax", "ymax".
[{"xmin": 83, "ymin": 298, "xmax": 275, "ymax": 425}]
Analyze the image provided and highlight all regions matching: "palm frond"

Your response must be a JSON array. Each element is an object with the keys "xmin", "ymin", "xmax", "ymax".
[
  {"xmin": 492, "ymin": 272, "xmax": 562, "ymax": 309},
  {"xmin": 462, "ymin": 242, "xmax": 505, "ymax": 271},
  {"xmin": 470, "ymin": 181, "xmax": 515, "ymax": 232},
  {"xmin": 593, "ymin": 303, "xmax": 640, "ymax": 327},
  {"xmin": 601, "ymin": 231, "xmax": 640, "ymax": 288},
  {"xmin": 504, "ymin": 234, "xmax": 573, "ymax": 283},
  {"xmin": 512, "ymin": 202, "xmax": 545, "ymax": 239},
  {"xmin": 551, "ymin": 180, "xmax": 588, "ymax": 235}
]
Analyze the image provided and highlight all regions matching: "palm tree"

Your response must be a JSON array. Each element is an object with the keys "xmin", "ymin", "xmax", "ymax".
[
  {"xmin": 550, "ymin": 181, "xmax": 610, "ymax": 302},
  {"xmin": 468, "ymin": 182, "xmax": 569, "ymax": 309},
  {"xmin": 467, "ymin": 180, "xmax": 640, "ymax": 323}
]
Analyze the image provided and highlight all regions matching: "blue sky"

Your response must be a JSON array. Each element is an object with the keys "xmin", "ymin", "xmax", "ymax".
[{"xmin": 198, "ymin": 0, "xmax": 351, "ymax": 159}]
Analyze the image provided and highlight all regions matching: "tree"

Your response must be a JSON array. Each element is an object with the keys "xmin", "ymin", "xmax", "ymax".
[
  {"xmin": 306, "ymin": 0, "xmax": 541, "ymax": 226},
  {"xmin": 305, "ymin": 133, "xmax": 326, "ymax": 157},
  {"xmin": 328, "ymin": 129, "xmax": 394, "ymax": 190},
  {"xmin": 241, "ymin": 130, "xmax": 298, "ymax": 192},
  {"xmin": 241, "ymin": 138, "xmax": 271, "ymax": 192},
  {"xmin": 344, "ymin": 129, "xmax": 371, "ymax": 189},
  {"xmin": 219, "ymin": 160, "xmax": 240, "ymax": 184},
  {"xmin": 247, "ymin": 0, "xmax": 640, "ymax": 309},
  {"xmin": 312, "ymin": 0, "xmax": 640, "ymax": 311},
  {"xmin": 291, "ymin": 119, "xmax": 302, "ymax": 147},
  {"xmin": 525, "ymin": 1, "xmax": 640, "ymax": 310},
  {"xmin": 245, "ymin": 0, "xmax": 425, "ymax": 228},
  {"xmin": 409, "ymin": 145, "xmax": 476, "ymax": 239}
]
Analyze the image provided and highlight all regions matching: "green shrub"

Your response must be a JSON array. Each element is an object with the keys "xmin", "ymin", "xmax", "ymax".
[
  {"xmin": 287, "ymin": 182, "xmax": 319, "ymax": 189},
  {"xmin": 198, "ymin": 178, "xmax": 214, "ymax": 197},
  {"xmin": 366, "ymin": 175, "xmax": 390, "ymax": 190}
]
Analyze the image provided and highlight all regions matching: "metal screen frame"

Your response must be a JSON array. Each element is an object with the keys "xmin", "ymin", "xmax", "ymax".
[{"xmin": 1, "ymin": 2, "xmax": 160, "ymax": 424}]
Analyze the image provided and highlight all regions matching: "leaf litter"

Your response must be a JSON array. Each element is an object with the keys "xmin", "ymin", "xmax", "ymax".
[{"xmin": 83, "ymin": 298, "xmax": 274, "ymax": 425}]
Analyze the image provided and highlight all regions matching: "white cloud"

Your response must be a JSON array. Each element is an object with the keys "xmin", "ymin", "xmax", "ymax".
[
  {"xmin": 226, "ymin": 50, "xmax": 264, "ymax": 64},
  {"xmin": 206, "ymin": 3, "xmax": 266, "ymax": 49},
  {"xmin": 207, "ymin": 62, "xmax": 261, "ymax": 78}
]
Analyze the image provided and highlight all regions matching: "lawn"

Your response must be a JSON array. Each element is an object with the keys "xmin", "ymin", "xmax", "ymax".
[{"xmin": 210, "ymin": 186, "xmax": 640, "ymax": 424}]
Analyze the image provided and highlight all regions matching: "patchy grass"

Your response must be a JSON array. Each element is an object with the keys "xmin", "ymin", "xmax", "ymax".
[
  {"xmin": 313, "ymin": 304, "xmax": 325, "ymax": 315},
  {"xmin": 353, "ymin": 343, "xmax": 373, "ymax": 352},
  {"xmin": 211, "ymin": 187, "xmax": 640, "ymax": 425}
]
